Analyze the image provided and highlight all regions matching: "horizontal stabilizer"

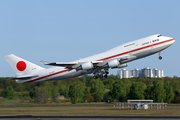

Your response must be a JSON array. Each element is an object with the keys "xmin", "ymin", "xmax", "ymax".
[{"xmin": 11, "ymin": 75, "xmax": 38, "ymax": 80}]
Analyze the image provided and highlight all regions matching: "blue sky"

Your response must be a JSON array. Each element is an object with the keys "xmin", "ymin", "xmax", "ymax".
[{"xmin": 0, "ymin": 0, "xmax": 180, "ymax": 77}]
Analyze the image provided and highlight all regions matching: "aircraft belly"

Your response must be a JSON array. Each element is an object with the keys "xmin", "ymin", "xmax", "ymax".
[
  {"xmin": 16, "ymin": 69, "xmax": 87, "ymax": 83},
  {"xmin": 121, "ymin": 42, "xmax": 172, "ymax": 64},
  {"xmin": 151, "ymin": 42, "xmax": 172, "ymax": 53},
  {"xmin": 135, "ymin": 43, "xmax": 171, "ymax": 59},
  {"xmin": 137, "ymin": 47, "xmax": 152, "ymax": 58},
  {"xmin": 48, "ymin": 70, "xmax": 87, "ymax": 80}
]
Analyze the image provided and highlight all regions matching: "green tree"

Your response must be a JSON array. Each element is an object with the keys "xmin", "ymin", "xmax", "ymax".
[
  {"xmin": 84, "ymin": 87, "xmax": 91, "ymax": 94},
  {"xmin": 111, "ymin": 80, "xmax": 126, "ymax": 102},
  {"xmin": 103, "ymin": 92, "xmax": 114, "ymax": 103},
  {"xmin": 164, "ymin": 82, "xmax": 174, "ymax": 103},
  {"xmin": 81, "ymin": 75, "xmax": 87, "ymax": 86},
  {"xmin": 51, "ymin": 86, "xmax": 59, "ymax": 100},
  {"xmin": 64, "ymin": 87, "xmax": 69, "ymax": 98},
  {"xmin": 44, "ymin": 86, "xmax": 52, "ymax": 98},
  {"xmin": 152, "ymin": 80, "xmax": 166, "ymax": 102},
  {"xmin": 34, "ymin": 87, "xmax": 49, "ymax": 104},
  {"xmin": 144, "ymin": 84, "xmax": 153, "ymax": 100},
  {"xmin": 69, "ymin": 81, "xmax": 85, "ymax": 104},
  {"xmin": 5, "ymin": 86, "xmax": 14, "ymax": 99},
  {"xmin": 84, "ymin": 93, "xmax": 94, "ymax": 103},
  {"xmin": 114, "ymin": 74, "xmax": 121, "ymax": 80},
  {"xmin": 104, "ymin": 79, "xmax": 115, "ymax": 89},
  {"xmin": 124, "ymin": 79, "xmax": 132, "ymax": 99},
  {"xmin": 173, "ymin": 75, "xmax": 179, "ymax": 79},
  {"xmin": 29, "ymin": 86, "xmax": 37, "ymax": 99},
  {"xmin": 143, "ymin": 73, "xmax": 147, "ymax": 78},
  {"xmin": 129, "ymin": 82, "xmax": 146, "ymax": 100},
  {"xmin": 14, "ymin": 83, "xmax": 25, "ymax": 92},
  {"xmin": 171, "ymin": 80, "xmax": 180, "ymax": 100},
  {"xmin": 90, "ymin": 79, "xmax": 106, "ymax": 102}
]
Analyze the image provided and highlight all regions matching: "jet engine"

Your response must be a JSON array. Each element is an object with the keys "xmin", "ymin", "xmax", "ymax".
[
  {"xmin": 108, "ymin": 59, "xmax": 120, "ymax": 68},
  {"xmin": 108, "ymin": 59, "xmax": 128, "ymax": 68},
  {"xmin": 78, "ymin": 62, "xmax": 94, "ymax": 71}
]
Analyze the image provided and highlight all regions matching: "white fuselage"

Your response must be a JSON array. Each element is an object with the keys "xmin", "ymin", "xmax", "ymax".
[{"xmin": 16, "ymin": 34, "xmax": 175, "ymax": 83}]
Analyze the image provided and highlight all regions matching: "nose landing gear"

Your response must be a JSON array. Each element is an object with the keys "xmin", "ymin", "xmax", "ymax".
[
  {"xmin": 159, "ymin": 56, "xmax": 162, "ymax": 60},
  {"xmin": 158, "ymin": 51, "xmax": 162, "ymax": 60}
]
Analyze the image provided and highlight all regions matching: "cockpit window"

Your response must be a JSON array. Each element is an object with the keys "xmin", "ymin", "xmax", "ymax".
[{"xmin": 157, "ymin": 35, "xmax": 162, "ymax": 37}]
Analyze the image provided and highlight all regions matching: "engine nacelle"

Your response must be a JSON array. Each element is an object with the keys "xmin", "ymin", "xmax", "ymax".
[
  {"xmin": 108, "ymin": 59, "xmax": 120, "ymax": 68},
  {"xmin": 117, "ymin": 63, "xmax": 128, "ymax": 68},
  {"xmin": 81, "ymin": 62, "xmax": 94, "ymax": 70}
]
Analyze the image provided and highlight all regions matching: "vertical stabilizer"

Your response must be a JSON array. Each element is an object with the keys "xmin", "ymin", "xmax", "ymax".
[{"xmin": 4, "ymin": 54, "xmax": 44, "ymax": 76}]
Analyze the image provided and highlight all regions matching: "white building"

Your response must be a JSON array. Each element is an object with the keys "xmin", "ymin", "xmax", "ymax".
[
  {"xmin": 119, "ymin": 69, "xmax": 129, "ymax": 79},
  {"xmin": 118, "ymin": 67, "xmax": 164, "ymax": 79}
]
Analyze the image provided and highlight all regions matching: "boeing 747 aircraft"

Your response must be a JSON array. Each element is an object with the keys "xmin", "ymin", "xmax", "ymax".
[{"xmin": 4, "ymin": 34, "xmax": 175, "ymax": 83}]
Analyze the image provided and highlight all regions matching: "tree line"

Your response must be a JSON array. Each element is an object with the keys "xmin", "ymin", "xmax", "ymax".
[{"xmin": 0, "ymin": 75, "xmax": 179, "ymax": 104}]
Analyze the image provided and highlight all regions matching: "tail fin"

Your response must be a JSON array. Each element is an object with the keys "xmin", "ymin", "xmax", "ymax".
[{"xmin": 4, "ymin": 54, "xmax": 44, "ymax": 76}]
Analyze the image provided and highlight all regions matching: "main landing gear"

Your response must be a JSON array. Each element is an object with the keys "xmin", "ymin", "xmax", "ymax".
[
  {"xmin": 93, "ymin": 69, "xmax": 109, "ymax": 79},
  {"xmin": 158, "ymin": 51, "xmax": 162, "ymax": 60}
]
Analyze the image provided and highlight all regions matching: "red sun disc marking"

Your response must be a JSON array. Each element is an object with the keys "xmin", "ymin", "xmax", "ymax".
[{"xmin": 16, "ymin": 61, "xmax": 26, "ymax": 71}]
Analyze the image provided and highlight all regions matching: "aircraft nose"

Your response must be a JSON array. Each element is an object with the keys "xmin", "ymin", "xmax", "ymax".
[
  {"xmin": 168, "ymin": 37, "xmax": 175, "ymax": 45},
  {"xmin": 170, "ymin": 37, "xmax": 175, "ymax": 44},
  {"xmin": 172, "ymin": 38, "xmax": 175, "ymax": 43}
]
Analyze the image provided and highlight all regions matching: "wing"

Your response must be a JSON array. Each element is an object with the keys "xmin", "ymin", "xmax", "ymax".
[
  {"xmin": 40, "ymin": 61, "xmax": 103, "ymax": 69},
  {"xmin": 40, "ymin": 55, "xmax": 136, "ymax": 71},
  {"xmin": 40, "ymin": 61, "xmax": 80, "ymax": 68}
]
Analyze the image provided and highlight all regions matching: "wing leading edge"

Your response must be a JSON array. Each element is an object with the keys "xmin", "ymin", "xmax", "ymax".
[
  {"xmin": 40, "ymin": 61, "xmax": 103, "ymax": 69},
  {"xmin": 40, "ymin": 55, "xmax": 132, "ymax": 70}
]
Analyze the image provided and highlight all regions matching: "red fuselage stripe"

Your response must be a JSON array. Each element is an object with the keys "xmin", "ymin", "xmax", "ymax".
[
  {"xmin": 24, "ymin": 69, "xmax": 69, "ymax": 83},
  {"xmin": 25, "ymin": 38, "xmax": 174, "ymax": 83},
  {"xmin": 97, "ymin": 39, "xmax": 174, "ymax": 61}
]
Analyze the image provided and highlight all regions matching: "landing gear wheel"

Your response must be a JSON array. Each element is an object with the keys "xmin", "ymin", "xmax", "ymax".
[
  {"xmin": 100, "ymin": 74, "xmax": 103, "ymax": 78},
  {"xmin": 106, "ymin": 72, "xmax": 109, "ymax": 74},
  {"xmin": 158, "ymin": 51, "xmax": 162, "ymax": 60},
  {"xmin": 104, "ymin": 75, "xmax": 108, "ymax": 78},
  {"xmin": 159, "ymin": 56, "xmax": 162, "ymax": 60}
]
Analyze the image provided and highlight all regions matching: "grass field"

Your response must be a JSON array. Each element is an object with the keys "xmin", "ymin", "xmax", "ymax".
[{"xmin": 0, "ymin": 103, "xmax": 179, "ymax": 116}]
